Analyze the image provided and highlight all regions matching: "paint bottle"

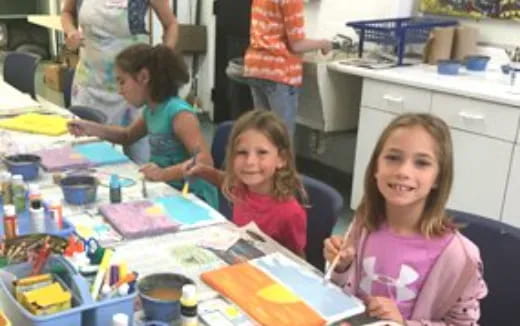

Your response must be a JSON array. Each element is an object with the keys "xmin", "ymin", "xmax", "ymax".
[
  {"xmin": 29, "ymin": 199, "xmax": 45, "ymax": 233},
  {"xmin": 109, "ymin": 174, "xmax": 121, "ymax": 204},
  {"xmin": 112, "ymin": 313, "xmax": 129, "ymax": 326},
  {"xmin": 48, "ymin": 198, "xmax": 63, "ymax": 229},
  {"xmin": 180, "ymin": 284, "xmax": 198, "ymax": 326},
  {"xmin": 1, "ymin": 172, "xmax": 13, "ymax": 205},
  {"xmin": 3, "ymin": 204, "xmax": 18, "ymax": 239},
  {"xmin": 28, "ymin": 183, "xmax": 42, "ymax": 204},
  {"xmin": 11, "ymin": 174, "xmax": 26, "ymax": 213}
]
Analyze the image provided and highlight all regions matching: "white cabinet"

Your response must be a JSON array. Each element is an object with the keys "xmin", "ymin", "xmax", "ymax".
[
  {"xmin": 350, "ymin": 78, "xmax": 519, "ymax": 221},
  {"xmin": 350, "ymin": 107, "xmax": 395, "ymax": 208},
  {"xmin": 502, "ymin": 145, "xmax": 520, "ymax": 228},
  {"xmin": 448, "ymin": 129, "xmax": 513, "ymax": 219}
]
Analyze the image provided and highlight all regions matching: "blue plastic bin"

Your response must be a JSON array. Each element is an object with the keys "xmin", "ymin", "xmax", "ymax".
[
  {"xmin": 347, "ymin": 17, "xmax": 458, "ymax": 65},
  {"xmin": 0, "ymin": 255, "xmax": 137, "ymax": 326},
  {"xmin": 0, "ymin": 256, "xmax": 89, "ymax": 326},
  {"xmin": 82, "ymin": 290, "xmax": 137, "ymax": 325}
]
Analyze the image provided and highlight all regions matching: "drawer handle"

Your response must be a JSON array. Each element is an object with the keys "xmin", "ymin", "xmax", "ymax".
[
  {"xmin": 382, "ymin": 94, "xmax": 403, "ymax": 104},
  {"xmin": 458, "ymin": 111, "xmax": 485, "ymax": 121}
]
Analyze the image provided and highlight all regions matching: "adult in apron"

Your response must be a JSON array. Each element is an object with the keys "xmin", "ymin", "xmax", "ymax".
[{"xmin": 61, "ymin": 0, "xmax": 178, "ymax": 164}]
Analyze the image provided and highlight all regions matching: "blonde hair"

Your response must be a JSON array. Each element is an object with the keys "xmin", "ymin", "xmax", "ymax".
[
  {"xmin": 357, "ymin": 113, "xmax": 455, "ymax": 237},
  {"xmin": 221, "ymin": 110, "xmax": 306, "ymax": 203}
]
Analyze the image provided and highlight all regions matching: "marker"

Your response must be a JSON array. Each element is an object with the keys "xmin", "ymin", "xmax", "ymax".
[{"xmin": 91, "ymin": 248, "xmax": 113, "ymax": 300}]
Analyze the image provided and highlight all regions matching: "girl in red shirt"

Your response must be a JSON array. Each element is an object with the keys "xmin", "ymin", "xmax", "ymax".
[{"xmin": 184, "ymin": 109, "xmax": 308, "ymax": 255}]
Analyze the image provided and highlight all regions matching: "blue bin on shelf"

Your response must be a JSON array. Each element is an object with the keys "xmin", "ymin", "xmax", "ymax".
[
  {"xmin": 0, "ymin": 256, "xmax": 89, "ymax": 326},
  {"xmin": 347, "ymin": 17, "xmax": 458, "ymax": 65}
]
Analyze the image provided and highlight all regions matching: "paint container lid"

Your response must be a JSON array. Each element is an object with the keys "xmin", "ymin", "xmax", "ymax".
[
  {"xmin": 112, "ymin": 313, "xmax": 129, "ymax": 326},
  {"xmin": 4, "ymin": 204, "xmax": 15, "ymax": 217}
]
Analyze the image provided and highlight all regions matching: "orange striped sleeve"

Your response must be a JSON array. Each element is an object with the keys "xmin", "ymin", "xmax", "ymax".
[{"xmin": 281, "ymin": 0, "xmax": 305, "ymax": 42}]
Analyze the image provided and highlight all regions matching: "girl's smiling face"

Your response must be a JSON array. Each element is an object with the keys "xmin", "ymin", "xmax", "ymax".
[
  {"xmin": 232, "ymin": 128, "xmax": 286, "ymax": 194},
  {"xmin": 375, "ymin": 125, "xmax": 440, "ymax": 212},
  {"xmin": 115, "ymin": 66, "xmax": 148, "ymax": 107}
]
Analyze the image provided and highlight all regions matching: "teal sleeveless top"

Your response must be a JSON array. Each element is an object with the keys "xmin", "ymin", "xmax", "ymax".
[{"xmin": 143, "ymin": 97, "xmax": 218, "ymax": 209}]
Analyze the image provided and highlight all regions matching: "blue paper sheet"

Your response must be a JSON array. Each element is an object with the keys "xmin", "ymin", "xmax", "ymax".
[
  {"xmin": 74, "ymin": 141, "xmax": 129, "ymax": 166},
  {"xmin": 154, "ymin": 195, "xmax": 215, "ymax": 225}
]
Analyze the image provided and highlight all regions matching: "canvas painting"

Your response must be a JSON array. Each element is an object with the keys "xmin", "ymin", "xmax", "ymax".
[
  {"xmin": 202, "ymin": 253, "xmax": 365, "ymax": 326},
  {"xmin": 420, "ymin": 0, "xmax": 520, "ymax": 20}
]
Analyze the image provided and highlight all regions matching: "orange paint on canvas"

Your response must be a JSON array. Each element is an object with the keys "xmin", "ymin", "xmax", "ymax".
[{"xmin": 201, "ymin": 262, "xmax": 326, "ymax": 326}]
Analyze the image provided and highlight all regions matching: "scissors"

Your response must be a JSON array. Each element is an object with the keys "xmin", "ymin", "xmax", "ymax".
[{"xmin": 74, "ymin": 232, "xmax": 103, "ymax": 264}]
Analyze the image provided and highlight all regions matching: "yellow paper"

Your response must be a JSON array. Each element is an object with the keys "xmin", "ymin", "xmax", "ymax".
[{"xmin": 0, "ymin": 113, "xmax": 69, "ymax": 135}]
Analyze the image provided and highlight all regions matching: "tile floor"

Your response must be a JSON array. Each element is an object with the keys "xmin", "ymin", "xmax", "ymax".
[{"xmin": 6, "ymin": 58, "xmax": 353, "ymax": 235}]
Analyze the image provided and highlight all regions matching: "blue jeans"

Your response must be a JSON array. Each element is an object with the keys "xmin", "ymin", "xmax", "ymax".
[{"xmin": 248, "ymin": 78, "xmax": 300, "ymax": 138}]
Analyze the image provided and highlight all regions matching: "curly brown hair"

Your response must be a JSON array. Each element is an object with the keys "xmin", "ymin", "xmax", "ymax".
[
  {"xmin": 115, "ymin": 43, "xmax": 189, "ymax": 103},
  {"xmin": 221, "ymin": 110, "xmax": 306, "ymax": 203},
  {"xmin": 357, "ymin": 113, "xmax": 455, "ymax": 237}
]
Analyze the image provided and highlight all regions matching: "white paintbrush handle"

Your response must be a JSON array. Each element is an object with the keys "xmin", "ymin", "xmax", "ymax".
[{"xmin": 323, "ymin": 217, "xmax": 356, "ymax": 281}]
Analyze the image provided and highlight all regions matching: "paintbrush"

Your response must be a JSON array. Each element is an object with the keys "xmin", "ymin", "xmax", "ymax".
[
  {"xmin": 323, "ymin": 221, "xmax": 354, "ymax": 284},
  {"xmin": 141, "ymin": 176, "xmax": 148, "ymax": 198},
  {"xmin": 181, "ymin": 148, "xmax": 200, "ymax": 197}
]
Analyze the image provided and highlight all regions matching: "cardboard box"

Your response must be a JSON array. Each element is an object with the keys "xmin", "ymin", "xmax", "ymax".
[
  {"xmin": 60, "ymin": 45, "xmax": 80, "ymax": 68},
  {"xmin": 43, "ymin": 63, "xmax": 66, "ymax": 92},
  {"xmin": 177, "ymin": 24, "xmax": 207, "ymax": 54}
]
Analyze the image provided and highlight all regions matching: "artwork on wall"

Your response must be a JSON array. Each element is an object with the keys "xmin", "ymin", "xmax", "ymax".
[{"xmin": 420, "ymin": 0, "xmax": 520, "ymax": 20}]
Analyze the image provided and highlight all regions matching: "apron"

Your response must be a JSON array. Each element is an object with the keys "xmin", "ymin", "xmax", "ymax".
[{"xmin": 72, "ymin": 0, "xmax": 150, "ymax": 163}]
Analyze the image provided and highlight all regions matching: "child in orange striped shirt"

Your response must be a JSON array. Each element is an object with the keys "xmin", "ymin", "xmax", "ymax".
[{"xmin": 244, "ymin": 0, "xmax": 332, "ymax": 138}]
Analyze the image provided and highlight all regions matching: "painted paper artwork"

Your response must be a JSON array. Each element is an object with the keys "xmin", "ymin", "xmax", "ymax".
[
  {"xmin": 99, "ymin": 200, "xmax": 179, "ymax": 238},
  {"xmin": 201, "ymin": 253, "xmax": 365, "ymax": 326},
  {"xmin": 36, "ymin": 145, "xmax": 93, "ymax": 171},
  {"xmin": 420, "ymin": 0, "xmax": 520, "ymax": 20},
  {"xmin": 100, "ymin": 195, "xmax": 225, "ymax": 239},
  {"xmin": 36, "ymin": 141, "xmax": 129, "ymax": 171}
]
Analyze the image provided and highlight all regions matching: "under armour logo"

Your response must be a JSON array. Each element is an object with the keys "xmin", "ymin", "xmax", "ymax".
[{"xmin": 360, "ymin": 257, "xmax": 419, "ymax": 301}]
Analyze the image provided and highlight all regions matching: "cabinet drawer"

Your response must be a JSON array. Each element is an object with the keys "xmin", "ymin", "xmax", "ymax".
[
  {"xmin": 361, "ymin": 79, "xmax": 431, "ymax": 114},
  {"xmin": 431, "ymin": 93, "xmax": 520, "ymax": 142}
]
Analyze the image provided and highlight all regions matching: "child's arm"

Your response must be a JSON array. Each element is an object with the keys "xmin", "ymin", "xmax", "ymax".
[
  {"xmin": 67, "ymin": 118, "xmax": 147, "ymax": 146},
  {"xmin": 184, "ymin": 163, "xmax": 225, "ymax": 188},
  {"xmin": 280, "ymin": 0, "xmax": 332, "ymax": 55},
  {"xmin": 61, "ymin": 0, "xmax": 83, "ymax": 51},
  {"xmin": 289, "ymin": 39, "xmax": 332, "ymax": 55},
  {"xmin": 150, "ymin": 0, "xmax": 179, "ymax": 49},
  {"xmin": 141, "ymin": 111, "xmax": 214, "ymax": 182}
]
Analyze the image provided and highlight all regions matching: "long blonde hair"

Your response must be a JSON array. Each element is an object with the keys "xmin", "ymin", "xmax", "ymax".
[
  {"xmin": 221, "ymin": 110, "xmax": 306, "ymax": 203},
  {"xmin": 357, "ymin": 113, "xmax": 455, "ymax": 237}
]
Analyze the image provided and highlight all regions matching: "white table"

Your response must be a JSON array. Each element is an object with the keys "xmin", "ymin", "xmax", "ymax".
[{"xmin": 0, "ymin": 81, "xmax": 41, "ymax": 114}]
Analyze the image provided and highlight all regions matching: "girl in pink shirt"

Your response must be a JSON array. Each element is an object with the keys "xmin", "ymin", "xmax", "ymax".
[
  {"xmin": 324, "ymin": 113, "xmax": 487, "ymax": 325},
  {"xmin": 184, "ymin": 109, "xmax": 307, "ymax": 255}
]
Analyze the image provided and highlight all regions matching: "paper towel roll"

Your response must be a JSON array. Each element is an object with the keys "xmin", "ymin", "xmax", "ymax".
[
  {"xmin": 424, "ymin": 27, "xmax": 455, "ymax": 65},
  {"xmin": 452, "ymin": 26, "xmax": 478, "ymax": 61}
]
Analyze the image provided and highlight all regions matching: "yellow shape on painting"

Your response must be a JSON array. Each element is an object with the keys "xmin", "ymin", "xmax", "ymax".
[
  {"xmin": 257, "ymin": 283, "xmax": 300, "ymax": 304},
  {"xmin": 75, "ymin": 225, "xmax": 94, "ymax": 238},
  {"xmin": 144, "ymin": 204, "xmax": 165, "ymax": 216},
  {"xmin": 0, "ymin": 113, "xmax": 69, "ymax": 136},
  {"xmin": 70, "ymin": 153, "xmax": 84, "ymax": 159}
]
